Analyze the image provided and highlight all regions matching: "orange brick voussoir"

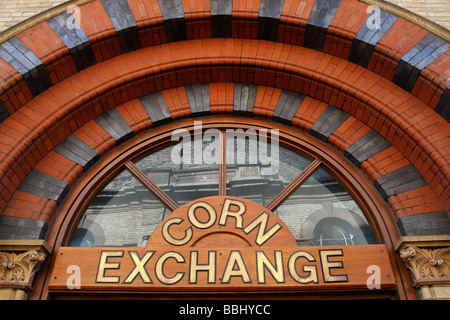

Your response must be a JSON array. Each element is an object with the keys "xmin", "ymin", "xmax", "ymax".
[
  {"xmin": 0, "ymin": 38, "xmax": 447, "ymax": 213},
  {"xmin": 0, "ymin": 0, "xmax": 446, "ymax": 117}
]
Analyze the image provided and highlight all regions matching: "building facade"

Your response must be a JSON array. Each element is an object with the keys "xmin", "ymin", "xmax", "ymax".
[{"xmin": 0, "ymin": 0, "xmax": 449, "ymax": 300}]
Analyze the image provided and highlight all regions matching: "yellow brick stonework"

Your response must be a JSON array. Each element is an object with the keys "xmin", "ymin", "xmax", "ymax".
[
  {"xmin": 388, "ymin": 0, "xmax": 450, "ymax": 30},
  {"xmin": 0, "ymin": 0, "xmax": 66, "ymax": 33}
]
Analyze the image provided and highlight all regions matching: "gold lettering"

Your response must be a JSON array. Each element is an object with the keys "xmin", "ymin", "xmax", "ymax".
[
  {"xmin": 96, "ymin": 251, "xmax": 123, "ymax": 283},
  {"xmin": 123, "ymin": 251, "xmax": 154, "ymax": 284},
  {"xmin": 256, "ymin": 251, "xmax": 284, "ymax": 284},
  {"xmin": 155, "ymin": 251, "xmax": 185, "ymax": 285},
  {"xmin": 320, "ymin": 249, "xmax": 348, "ymax": 283},
  {"xmin": 221, "ymin": 251, "xmax": 251, "ymax": 284},
  {"xmin": 188, "ymin": 202, "xmax": 217, "ymax": 229},
  {"xmin": 189, "ymin": 251, "xmax": 216, "ymax": 284},
  {"xmin": 244, "ymin": 212, "xmax": 281, "ymax": 246},
  {"xmin": 162, "ymin": 218, "xmax": 193, "ymax": 246},
  {"xmin": 288, "ymin": 251, "xmax": 318, "ymax": 284},
  {"xmin": 219, "ymin": 198, "xmax": 246, "ymax": 229}
]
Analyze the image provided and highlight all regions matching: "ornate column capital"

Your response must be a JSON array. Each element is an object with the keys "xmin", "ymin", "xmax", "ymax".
[
  {"xmin": 396, "ymin": 236, "xmax": 450, "ymax": 299},
  {"xmin": 399, "ymin": 245, "xmax": 450, "ymax": 286},
  {"xmin": 0, "ymin": 240, "xmax": 51, "ymax": 294}
]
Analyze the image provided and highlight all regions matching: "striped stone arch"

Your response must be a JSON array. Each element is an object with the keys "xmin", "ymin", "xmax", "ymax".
[{"xmin": 0, "ymin": 0, "xmax": 449, "ymax": 244}]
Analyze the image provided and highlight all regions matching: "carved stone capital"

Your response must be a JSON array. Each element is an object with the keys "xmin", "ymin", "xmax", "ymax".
[
  {"xmin": 0, "ymin": 250, "xmax": 47, "ymax": 291},
  {"xmin": 0, "ymin": 240, "xmax": 51, "ymax": 295},
  {"xmin": 396, "ymin": 235, "xmax": 450, "ymax": 297},
  {"xmin": 399, "ymin": 246, "xmax": 450, "ymax": 287}
]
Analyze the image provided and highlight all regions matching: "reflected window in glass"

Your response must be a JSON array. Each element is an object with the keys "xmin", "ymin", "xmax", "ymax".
[
  {"xmin": 69, "ymin": 168, "xmax": 169, "ymax": 247},
  {"xmin": 274, "ymin": 166, "xmax": 377, "ymax": 246}
]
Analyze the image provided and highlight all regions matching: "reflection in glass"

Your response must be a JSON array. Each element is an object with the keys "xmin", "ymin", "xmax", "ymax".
[
  {"xmin": 226, "ymin": 131, "xmax": 312, "ymax": 205},
  {"xmin": 69, "ymin": 169, "xmax": 169, "ymax": 247},
  {"xmin": 70, "ymin": 129, "xmax": 379, "ymax": 248},
  {"xmin": 134, "ymin": 138, "xmax": 220, "ymax": 206},
  {"xmin": 274, "ymin": 166, "xmax": 377, "ymax": 246}
]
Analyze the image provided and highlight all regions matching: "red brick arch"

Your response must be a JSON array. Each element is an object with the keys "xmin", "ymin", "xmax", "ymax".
[{"xmin": 0, "ymin": 0, "xmax": 448, "ymax": 241}]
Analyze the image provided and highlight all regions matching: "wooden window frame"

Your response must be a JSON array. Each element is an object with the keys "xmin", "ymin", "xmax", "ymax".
[{"xmin": 36, "ymin": 117, "xmax": 412, "ymax": 299}]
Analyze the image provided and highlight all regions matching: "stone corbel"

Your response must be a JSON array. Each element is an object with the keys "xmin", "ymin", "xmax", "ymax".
[
  {"xmin": 0, "ymin": 240, "xmax": 51, "ymax": 299},
  {"xmin": 396, "ymin": 235, "xmax": 450, "ymax": 300}
]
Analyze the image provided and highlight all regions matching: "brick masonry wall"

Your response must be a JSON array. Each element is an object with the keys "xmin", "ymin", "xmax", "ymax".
[
  {"xmin": 0, "ymin": 0, "xmax": 449, "ymax": 33},
  {"xmin": 0, "ymin": 0, "xmax": 448, "ymax": 242}
]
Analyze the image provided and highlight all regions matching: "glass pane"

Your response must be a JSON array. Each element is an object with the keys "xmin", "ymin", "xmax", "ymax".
[
  {"xmin": 69, "ymin": 168, "xmax": 170, "ymax": 247},
  {"xmin": 226, "ymin": 129, "xmax": 313, "ymax": 206},
  {"xmin": 134, "ymin": 134, "xmax": 220, "ymax": 206},
  {"xmin": 274, "ymin": 166, "xmax": 377, "ymax": 246}
]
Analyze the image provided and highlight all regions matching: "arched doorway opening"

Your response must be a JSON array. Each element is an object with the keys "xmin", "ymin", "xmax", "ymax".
[{"xmin": 39, "ymin": 118, "xmax": 410, "ymax": 299}]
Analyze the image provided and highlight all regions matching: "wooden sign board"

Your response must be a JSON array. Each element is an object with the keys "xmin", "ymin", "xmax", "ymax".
[{"xmin": 49, "ymin": 196, "xmax": 396, "ymax": 293}]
